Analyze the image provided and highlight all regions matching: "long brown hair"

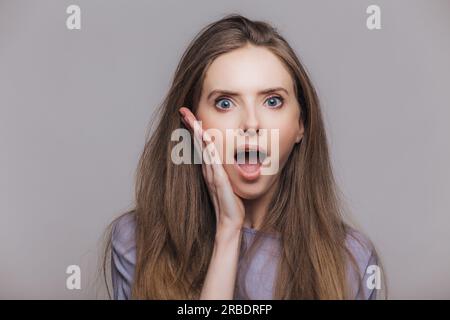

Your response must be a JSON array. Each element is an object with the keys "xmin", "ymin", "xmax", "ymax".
[{"xmin": 103, "ymin": 13, "xmax": 382, "ymax": 299}]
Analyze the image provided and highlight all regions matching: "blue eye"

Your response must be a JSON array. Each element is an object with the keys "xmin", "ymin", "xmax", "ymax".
[
  {"xmin": 264, "ymin": 96, "xmax": 284, "ymax": 108},
  {"xmin": 215, "ymin": 97, "xmax": 234, "ymax": 110}
]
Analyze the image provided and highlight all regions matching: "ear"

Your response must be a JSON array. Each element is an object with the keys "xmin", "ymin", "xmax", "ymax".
[{"xmin": 295, "ymin": 119, "xmax": 305, "ymax": 143}]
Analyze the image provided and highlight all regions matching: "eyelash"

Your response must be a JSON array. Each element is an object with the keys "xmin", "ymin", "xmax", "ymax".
[{"xmin": 214, "ymin": 95, "xmax": 285, "ymax": 110}]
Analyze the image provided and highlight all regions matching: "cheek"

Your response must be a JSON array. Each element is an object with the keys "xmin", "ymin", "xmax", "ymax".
[
  {"xmin": 278, "ymin": 127, "xmax": 299, "ymax": 161},
  {"xmin": 266, "ymin": 116, "xmax": 301, "ymax": 171}
]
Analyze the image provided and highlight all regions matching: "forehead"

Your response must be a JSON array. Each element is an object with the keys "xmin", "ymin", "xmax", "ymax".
[{"xmin": 202, "ymin": 45, "xmax": 295, "ymax": 94}]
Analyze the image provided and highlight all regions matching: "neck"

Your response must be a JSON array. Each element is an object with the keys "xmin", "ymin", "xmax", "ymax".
[{"xmin": 241, "ymin": 178, "xmax": 279, "ymax": 230}]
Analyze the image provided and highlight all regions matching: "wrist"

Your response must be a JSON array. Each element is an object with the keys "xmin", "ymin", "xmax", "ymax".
[
  {"xmin": 215, "ymin": 222, "xmax": 242, "ymax": 245},
  {"xmin": 217, "ymin": 219, "xmax": 242, "ymax": 234}
]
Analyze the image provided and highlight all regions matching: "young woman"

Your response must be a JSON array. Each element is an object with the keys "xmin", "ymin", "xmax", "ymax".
[{"xmin": 104, "ymin": 14, "xmax": 383, "ymax": 300}]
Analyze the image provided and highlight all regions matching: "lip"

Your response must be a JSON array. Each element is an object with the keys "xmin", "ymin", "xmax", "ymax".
[
  {"xmin": 233, "ymin": 144, "xmax": 266, "ymax": 181},
  {"xmin": 233, "ymin": 161, "xmax": 261, "ymax": 181}
]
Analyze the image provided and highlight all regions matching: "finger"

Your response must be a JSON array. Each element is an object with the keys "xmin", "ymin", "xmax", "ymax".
[
  {"xmin": 183, "ymin": 113, "xmax": 213, "ymax": 183},
  {"xmin": 179, "ymin": 108, "xmax": 200, "ymax": 135},
  {"xmin": 180, "ymin": 108, "xmax": 229, "ymax": 187},
  {"xmin": 180, "ymin": 110, "xmax": 217, "ymax": 190},
  {"xmin": 182, "ymin": 111, "xmax": 205, "ymax": 151},
  {"xmin": 201, "ymin": 151, "xmax": 220, "ymax": 217},
  {"xmin": 199, "ymin": 127, "xmax": 227, "ymax": 187},
  {"xmin": 202, "ymin": 130, "xmax": 229, "ymax": 184},
  {"xmin": 180, "ymin": 110, "xmax": 205, "ymax": 163},
  {"xmin": 202, "ymin": 150, "xmax": 215, "ymax": 186}
]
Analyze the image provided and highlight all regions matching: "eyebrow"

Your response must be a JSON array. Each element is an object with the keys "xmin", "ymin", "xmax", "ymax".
[{"xmin": 206, "ymin": 87, "xmax": 289, "ymax": 101}]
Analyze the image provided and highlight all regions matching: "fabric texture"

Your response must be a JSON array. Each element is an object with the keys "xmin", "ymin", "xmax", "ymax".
[{"xmin": 110, "ymin": 212, "xmax": 379, "ymax": 300}]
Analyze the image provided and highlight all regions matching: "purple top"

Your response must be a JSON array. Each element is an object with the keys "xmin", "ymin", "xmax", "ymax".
[{"xmin": 111, "ymin": 212, "xmax": 378, "ymax": 300}]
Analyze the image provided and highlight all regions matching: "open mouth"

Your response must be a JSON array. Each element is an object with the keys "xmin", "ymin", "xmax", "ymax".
[
  {"xmin": 233, "ymin": 145, "xmax": 268, "ymax": 180},
  {"xmin": 234, "ymin": 149, "xmax": 267, "ymax": 165}
]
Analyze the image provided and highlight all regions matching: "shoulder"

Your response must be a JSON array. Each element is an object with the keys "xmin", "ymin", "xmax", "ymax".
[
  {"xmin": 112, "ymin": 211, "xmax": 137, "ymax": 254},
  {"xmin": 110, "ymin": 211, "xmax": 137, "ymax": 299},
  {"xmin": 345, "ymin": 227, "xmax": 380, "ymax": 300},
  {"xmin": 345, "ymin": 228, "xmax": 376, "ymax": 270}
]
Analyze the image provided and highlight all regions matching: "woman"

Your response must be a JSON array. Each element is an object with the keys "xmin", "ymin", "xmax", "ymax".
[{"xmin": 104, "ymin": 13, "xmax": 383, "ymax": 300}]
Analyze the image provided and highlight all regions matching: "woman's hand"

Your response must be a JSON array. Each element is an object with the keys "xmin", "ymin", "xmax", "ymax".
[
  {"xmin": 179, "ymin": 107, "xmax": 245, "ymax": 234},
  {"xmin": 179, "ymin": 106, "xmax": 245, "ymax": 299}
]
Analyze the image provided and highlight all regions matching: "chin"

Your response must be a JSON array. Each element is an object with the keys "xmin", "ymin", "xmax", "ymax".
[{"xmin": 228, "ymin": 174, "xmax": 275, "ymax": 200}]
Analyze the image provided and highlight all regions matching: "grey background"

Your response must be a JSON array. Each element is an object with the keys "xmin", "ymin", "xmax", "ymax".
[{"xmin": 1, "ymin": 0, "xmax": 449, "ymax": 299}]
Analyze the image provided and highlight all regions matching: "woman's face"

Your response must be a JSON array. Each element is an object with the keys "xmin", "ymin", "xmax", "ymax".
[{"xmin": 195, "ymin": 44, "xmax": 304, "ymax": 200}]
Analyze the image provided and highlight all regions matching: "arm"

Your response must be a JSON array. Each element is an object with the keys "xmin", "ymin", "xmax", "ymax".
[
  {"xmin": 200, "ymin": 225, "xmax": 242, "ymax": 299},
  {"xmin": 110, "ymin": 213, "xmax": 136, "ymax": 300},
  {"xmin": 180, "ymin": 107, "xmax": 245, "ymax": 300}
]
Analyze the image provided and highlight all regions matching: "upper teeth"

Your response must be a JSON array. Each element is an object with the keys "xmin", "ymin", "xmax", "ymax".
[{"xmin": 235, "ymin": 150, "xmax": 266, "ymax": 164}]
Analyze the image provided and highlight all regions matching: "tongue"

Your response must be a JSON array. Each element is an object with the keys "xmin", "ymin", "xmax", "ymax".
[{"xmin": 238, "ymin": 163, "xmax": 261, "ymax": 173}]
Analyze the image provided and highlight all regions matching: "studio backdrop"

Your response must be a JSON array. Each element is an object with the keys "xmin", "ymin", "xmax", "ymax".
[{"xmin": 1, "ymin": 0, "xmax": 449, "ymax": 299}]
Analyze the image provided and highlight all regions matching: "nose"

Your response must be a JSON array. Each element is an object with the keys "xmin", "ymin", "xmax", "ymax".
[{"xmin": 239, "ymin": 104, "xmax": 260, "ymax": 136}]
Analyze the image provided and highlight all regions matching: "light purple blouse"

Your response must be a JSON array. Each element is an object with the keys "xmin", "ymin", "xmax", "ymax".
[{"xmin": 111, "ymin": 212, "xmax": 378, "ymax": 300}]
